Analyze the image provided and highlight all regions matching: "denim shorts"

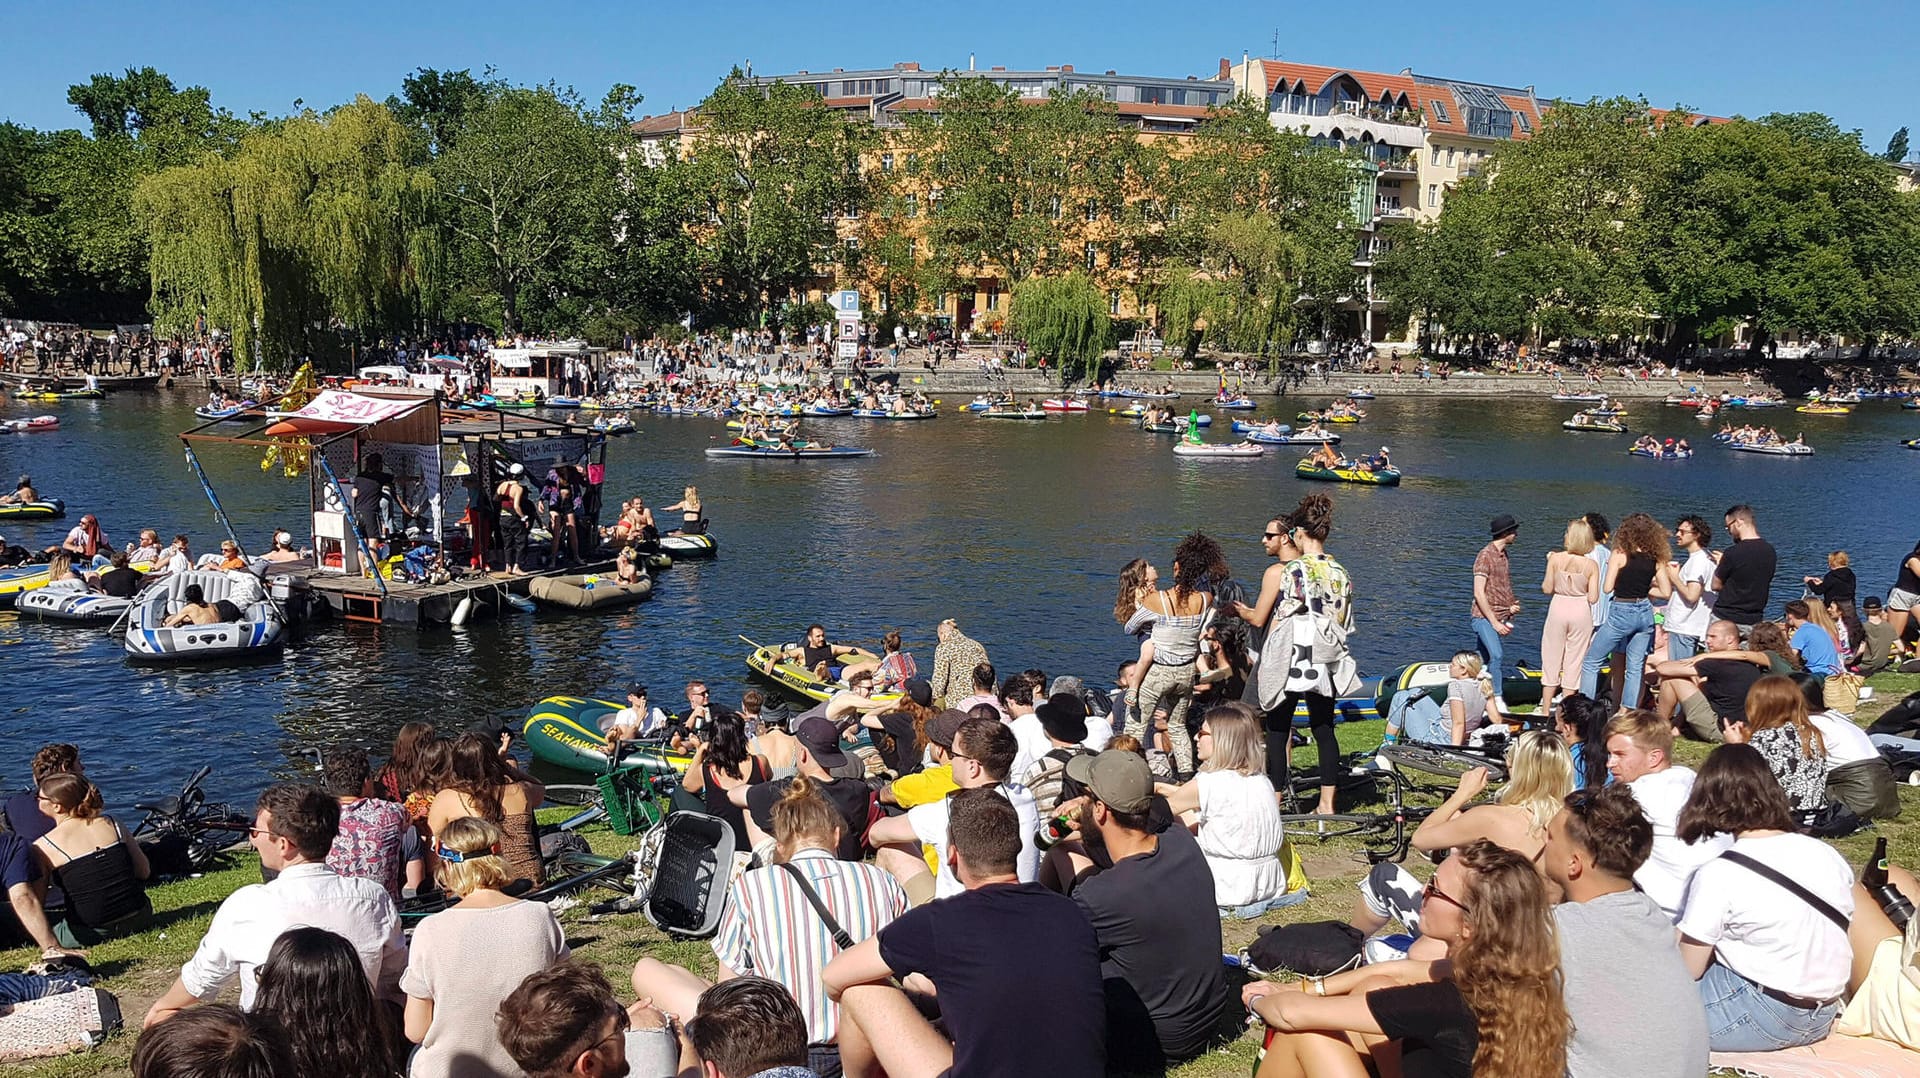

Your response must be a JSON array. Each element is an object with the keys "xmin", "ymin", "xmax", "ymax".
[{"xmin": 1698, "ymin": 960, "xmax": 1838, "ymax": 1052}]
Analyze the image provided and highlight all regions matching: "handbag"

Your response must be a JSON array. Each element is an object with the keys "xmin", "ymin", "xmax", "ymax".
[
  {"xmin": 1825, "ymin": 672, "xmax": 1864, "ymax": 716},
  {"xmin": 1243, "ymin": 921, "xmax": 1364, "ymax": 977}
]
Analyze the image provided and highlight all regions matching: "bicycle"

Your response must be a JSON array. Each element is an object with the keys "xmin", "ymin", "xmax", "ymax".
[
  {"xmin": 1279, "ymin": 758, "xmax": 1432, "ymax": 865},
  {"xmin": 129, "ymin": 765, "xmax": 253, "ymax": 877}
]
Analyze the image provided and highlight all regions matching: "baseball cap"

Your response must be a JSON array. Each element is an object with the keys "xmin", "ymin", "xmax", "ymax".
[
  {"xmin": 508, "ymin": 462, "xmax": 525, "ymax": 475},
  {"xmin": 1035, "ymin": 692, "xmax": 1089, "ymax": 745},
  {"xmin": 926, "ymin": 708, "xmax": 969, "ymax": 750},
  {"xmin": 625, "ymin": 682, "xmax": 648, "ymax": 699},
  {"xmin": 795, "ymin": 716, "xmax": 849, "ymax": 768},
  {"xmin": 1065, "ymin": 750, "xmax": 1153, "ymax": 813},
  {"xmin": 904, "ymin": 677, "xmax": 933, "ymax": 708}
]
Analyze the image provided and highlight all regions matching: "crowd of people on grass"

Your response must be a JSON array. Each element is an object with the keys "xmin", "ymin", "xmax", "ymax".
[{"xmin": 3, "ymin": 495, "xmax": 1919, "ymax": 1077}]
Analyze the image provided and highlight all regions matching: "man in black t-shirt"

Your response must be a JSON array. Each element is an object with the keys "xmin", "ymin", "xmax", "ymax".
[
  {"xmin": 732, "ymin": 716, "xmax": 873, "ymax": 860},
  {"xmin": 824, "ymin": 788, "xmax": 1104, "ymax": 1078},
  {"xmin": 1711, "ymin": 505, "xmax": 1776, "ymax": 635},
  {"xmin": 1651, "ymin": 619, "xmax": 1774, "ymax": 740},
  {"xmin": 1063, "ymin": 750, "xmax": 1230, "ymax": 1071},
  {"xmin": 96, "ymin": 551, "xmax": 142, "ymax": 598}
]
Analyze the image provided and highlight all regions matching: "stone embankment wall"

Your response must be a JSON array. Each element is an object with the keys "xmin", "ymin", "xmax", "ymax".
[{"xmin": 891, "ymin": 365, "xmax": 1763, "ymax": 400}]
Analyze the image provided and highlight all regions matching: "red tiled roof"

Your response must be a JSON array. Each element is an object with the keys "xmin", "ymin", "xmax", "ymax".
[
  {"xmin": 632, "ymin": 110, "xmax": 694, "ymax": 136},
  {"xmin": 1261, "ymin": 60, "xmax": 1421, "ymax": 107},
  {"xmin": 1646, "ymin": 106, "xmax": 1732, "ymax": 127}
]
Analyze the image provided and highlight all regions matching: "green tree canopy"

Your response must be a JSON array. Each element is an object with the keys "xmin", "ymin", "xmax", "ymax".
[
  {"xmin": 136, "ymin": 96, "xmax": 437, "ymax": 367},
  {"xmin": 676, "ymin": 73, "xmax": 873, "ymax": 327}
]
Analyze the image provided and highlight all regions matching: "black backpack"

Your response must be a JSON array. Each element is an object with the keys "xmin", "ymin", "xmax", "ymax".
[{"xmin": 1244, "ymin": 921, "xmax": 1365, "ymax": 977}]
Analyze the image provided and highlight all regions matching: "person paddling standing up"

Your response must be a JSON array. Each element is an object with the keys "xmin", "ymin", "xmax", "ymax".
[
  {"xmin": 1472, "ymin": 514, "xmax": 1521, "ymax": 713},
  {"xmin": 1712, "ymin": 504, "xmax": 1776, "ymax": 641}
]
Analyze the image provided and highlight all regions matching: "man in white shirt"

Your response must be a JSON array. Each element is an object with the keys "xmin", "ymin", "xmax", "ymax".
[
  {"xmin": 1664, "ymin": 515, "xmax": 1717, "ymax": 659},
  {"xmin": 1002, "ymin": 673, "xmax": 1052, "ymax": 780},
  {"xmin": 869, "ymin": 716, "xmax": 1038, "ymax": 904},
  {"xmin": 1543, "ymin": 785, "xmax": 1708, "ymax": 1078},
  {"xmin": 1605, "ymin": 709, "xmax": 1730, "ymax": 919},
  {"xmin": 143, "ymin": 783, "xmax": 405, "ymax": 1027}
]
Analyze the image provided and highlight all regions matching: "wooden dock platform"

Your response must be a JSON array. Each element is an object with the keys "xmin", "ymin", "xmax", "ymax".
[{"xmin": 295, "ymin": 559, "xmax": 616, "ymax": 626}]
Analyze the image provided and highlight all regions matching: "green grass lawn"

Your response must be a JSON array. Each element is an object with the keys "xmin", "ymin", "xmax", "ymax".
[{"xmin": 10, "ymin": 673, "xmax": 1919, "ymax": 1077}]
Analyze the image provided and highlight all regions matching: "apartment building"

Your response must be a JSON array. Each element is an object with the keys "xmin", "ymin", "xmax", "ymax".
[
  {"xmin": 1225, "ymin": 57, "xmax": 1547, "ymax": 342},
  {"xmin": 632, "ymin": 61, "xmax": 1235, "ymax": 332}
]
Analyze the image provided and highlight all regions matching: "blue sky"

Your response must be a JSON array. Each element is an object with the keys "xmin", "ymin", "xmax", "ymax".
[{"xmin": 3, "ymin": 1, "xmax": 1909, "ymax": 153}]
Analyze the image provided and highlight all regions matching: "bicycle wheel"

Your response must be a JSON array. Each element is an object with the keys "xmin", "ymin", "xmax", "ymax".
[
  {"xmin": 1278, "ymin": 813, "xmax": 1390, "ymax": 841},
  {"xmin": 543, "ymin": 784, "xmax": 605, "ymax": 808},
  {"xmin": 1378, "ymin": 743, "xmax": 1509, "ymax": 783},
  {"xmin": 536, "ymin": 850, "xmax": 634, "ymax": 901}
]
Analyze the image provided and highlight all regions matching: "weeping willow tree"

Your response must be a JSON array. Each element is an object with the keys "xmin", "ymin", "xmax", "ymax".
[
  {"xmin": 135, "ymin": 96, "xmax": 438, "ymax": 369},
  {"xmin": 1009, "ymin": 272, "xmax": 1113, "ymax": 381}
]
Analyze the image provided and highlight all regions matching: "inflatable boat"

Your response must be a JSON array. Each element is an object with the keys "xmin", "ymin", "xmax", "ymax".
[
  {"xmin": 1213, "ymin": 397, "xmax": 1257, "ymax": 410},
  {"xmin": 19, "ymin": 583, "xmax": 132, "ymax": 625},
  {"xmin": 528, "ymin": 572, "xmax": 653, "ymax": 612},
  {"xmin": 705, "ymin": 441, "xmax": 874, "ymax": 459},
  {"xmin": 1627, "ymin": 447, "xmax": 1693, "ymax": 460},
  {"xmin": 745, "ymin": 644, "xmax": 904, "ymax": 705},
  {"xmin": 1231, "ymin": 420, "xmax": 1291, "ymax": 435},
  {"xmin": 1247, "ymin": 430, "xmax": 1340, "ymax": 445},
  {"xmin": 1295, "ymin": 459, "xmax": 1401, "ymax": 486},
  {"xmin": 1726, "ymin": 441, "xmax": 1814, "ymax": 456},
  {"xmin": 2, "ymin": 416, "xmax": 59, "ymax": 433},
  {"xmin": 0, "ymin": 498, "xmax": 65, "ymax": 521},
  {"xmin": 522, "ymin": 695, "xmax": 698, "ymax": 775},
  {"xmin": 1040, "ymin": 399, "xmax": 1091, "ymax": 412},
  {"xmin": 123, "ymin": 569, "xmax": 285, "ymax": 663},
  {"xmin": 849, "ymin": 408, "xmax": 935, "ymax": 420},
  {"xmin": 802, "ymin": 404, "xmax": 852, "ymax": 417},
  {"xmin": 657, "ymin": 533, "xmax": 718, "ymax": 560},
  {"xmin": 0, "ymin": 564, "xmax": 51, "ymax": 610},
  {"xmin": 1373, "ymin": 661, "xmax": 1546, "ymax": 716},
  {"xmin": 194, "ymin": 401, "xmax": 257, "ymax": 421},
  {"xmin": 20, "ymin": 389, "xmax": 103, "ymax": 400},
  {"xmin": 977, "ymin": 408, "xmax": 1048, "ymax": 420},
  {"xmin": 1172, "ymin": 441, "xmax": 1264, "ymax": 458},
  {"xmin": 1562, "ymin": 418, "xmax": 1627, "ymax": 433}
]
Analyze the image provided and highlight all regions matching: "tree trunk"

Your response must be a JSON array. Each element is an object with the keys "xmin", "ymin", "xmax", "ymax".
[{"xmin": 499, "ymin": 265, "xmax": 518, "ymax": 336}]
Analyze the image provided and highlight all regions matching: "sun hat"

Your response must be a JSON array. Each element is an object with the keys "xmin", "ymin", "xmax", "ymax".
[{"xmin": 1035, "ymin": 692, "xmax": 1090, "ymax": 745}]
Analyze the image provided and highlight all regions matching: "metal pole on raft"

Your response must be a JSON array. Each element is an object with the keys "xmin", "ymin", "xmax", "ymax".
[
  {"xmin": 314, "ymin": 452, "xmax": 389, "ymax": 599},
  {"xmin": 180, "ymin": 440, "xmax": 291, "ymax": 624}
]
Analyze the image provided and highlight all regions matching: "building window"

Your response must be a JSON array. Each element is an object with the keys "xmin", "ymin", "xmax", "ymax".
[
  {"xmin": 907, "ymin": 238, "xmax": 917, "ymax": 258},
  {"xmin": 904, "ymin": 193, "xmax": 917, "ymax": 217},
  {"xmin": 1430, "ymin": 99, "xmax": 1451, "ymax": 124},
  {"xmin": 1049, "ymin": 194, "xmax": 1061, "ymax": 219},
  {"xmin": 1110, "ymin": 289, "xmax": 1121, "ymax": 314},
  {"xmin": 1427, "ymin": 184, "xmax": 1439, "ymax": 208},
  {"xmin": 986, "ymin": 283, "xmax": 999, "ymax": 310},
  {"xmin": 844, "ymin": 236, "xmax": 860, "ymax": 251},
  {"xmin": 881, "ymin": 153, "xmax": 894, "ymax": 172},
  {"xmin": 933, "ymin": 291, "xmax": 945, "ymax": 312},
  {"xmin": 1430, "ymin": 146, "xmax": 1440, "ymax": 166},
  {"xmin": 1085, "ymin": 202, "xmax": 1098, "ymax": 223},
  {"xmin": 1515, "ymin": 111, "xmax": 1531, "ymax": 133},
  {"xmin": 1085, "ymin": 243, "xmax": 1097, "ymax": 270},
  {"xmin": 1446, "ymin": 146, "xmax": 1456, "ymax": 167}
]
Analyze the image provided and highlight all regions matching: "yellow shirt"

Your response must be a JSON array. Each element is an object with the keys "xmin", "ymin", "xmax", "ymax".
[{"xmin": 890, "ymin": 764, "xmax": 958, "ymax": 875}]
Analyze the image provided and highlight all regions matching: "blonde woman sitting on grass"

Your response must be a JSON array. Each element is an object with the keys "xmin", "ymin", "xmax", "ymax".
[
  {"xmin": 1156, "ymin": 702, "xmax": 1303, "ymax": 918},
  {"xmin": 401, "ymin": 816, "xmax": 569, "ymax": 1078}
]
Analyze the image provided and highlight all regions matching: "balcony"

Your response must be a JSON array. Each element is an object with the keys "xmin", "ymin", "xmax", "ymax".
[
  {"xmin": 1377, "ymin": 153, "xmax": 1418, "ymax": 176},
  {"xmin": 1273, "ymin": 109, "xmax": 1425, "ymax": 150},
  {"xmin": 1374, "ymin": 198, "xmax": 1414, "ymax": 221}
]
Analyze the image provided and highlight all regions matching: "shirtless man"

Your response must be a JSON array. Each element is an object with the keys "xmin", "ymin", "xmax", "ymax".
[
  {"xmin": 824, "ymin": 669, "xmax": 896, "ymax": 727},
  {"xmin": 0, "ymin": 475, "xmax": 36, "ymax": 505},
  {"xmin": 161, "ymin": 584, "xmax": 221, "ymax": 628}
]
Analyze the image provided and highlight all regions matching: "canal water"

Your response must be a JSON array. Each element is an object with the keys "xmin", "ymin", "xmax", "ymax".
[{"xmin": 2, "ymin": 389, "xmax": 1913, "ymax": 802}]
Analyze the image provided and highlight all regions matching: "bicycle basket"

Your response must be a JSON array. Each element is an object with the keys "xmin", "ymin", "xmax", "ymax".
[
  {"xmin": 643, "ymin": 811, "xmax": 736, "ymax": 938},
  {"xmin": 596, "ymin": 769, "xmax": 666, "ymax": 836}
]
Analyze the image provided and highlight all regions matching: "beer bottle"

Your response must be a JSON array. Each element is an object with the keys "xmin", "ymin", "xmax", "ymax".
[
  {"xmin": 1035, "ymin": 804, "xmax": 1081, "ymax": 851},
  {"xmin": 1865, "ymin": 836, "xmax": 1915, "ymax": 932}
]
